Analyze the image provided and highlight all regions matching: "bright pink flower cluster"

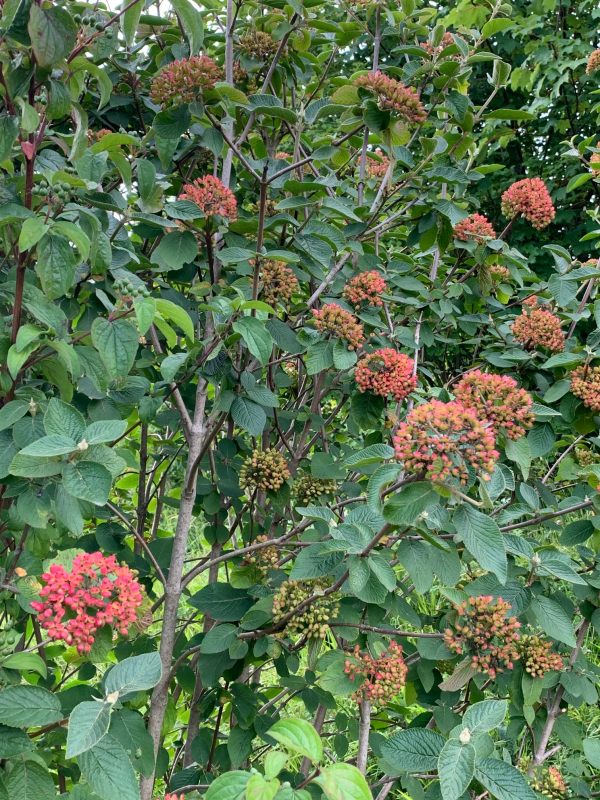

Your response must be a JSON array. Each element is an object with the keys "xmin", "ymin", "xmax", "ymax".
[
  {"xmin": 31, "ymin": 552, "xmax": 143, "ymax": 654},
  {"xmin": 355, "ymin": 349, "xmax": 416, "ymax": 402},
  {"xmin": 444, "ymin": 596, "xmax": 521, "ymax": 679},
  {"xmin": 355, "ymin": 71, "xmax": 427, "ymax": 123},
  {"xmin": 393, "ymin": 399, "xmax": 498, "ymax": 484},
  {"xmin": 587, "ymin": 50, "xmax": 600, "ymax": 74},
  {"xmin": 179, "ymin": 175, "xmax": 238, "ymax": 221},
  {"xmin": 501, "ymin": 178, "xmax": 555, "ymax": 229},
  {"xmin": 519, "ymin": 635, "xmax": 563, "ymax": 678},
  {"xmin": 512, "ymin": 301, "xmax": 565, "ymax": 353},
  {"xmin": 453, "ymin": 213, "xmax": 497, "ymax": 241},
  {"xmin": 570, "ymin": 365, "xmax": 600, "ymax": 412},
  {"xmin": 367, "ymin": 149, "xmax": 390, "ymax": 178},
  {"xmin": 344, "ymin": 641, "xmax": 408, "ymax": 704},
  {"xmin": 150, "ymin": 55, "xmax": 223, "ymax": 106},
  {"xmin": 343, "ymin": 271, "xmax": 388, "ymax": 308},
  {"xmin": 454, "ymin": 370, "xmax": 534, "ymax": 440},
  {"xmin": 312, "ymin": 303, "xmax": 365, "ymax": 350}
]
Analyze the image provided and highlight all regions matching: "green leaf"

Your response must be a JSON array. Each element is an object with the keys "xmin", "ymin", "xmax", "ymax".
[
  {"xmin": 380, "ymin": 728, "xmax": 445, "ymax": 772},
  {"xmin": 18, "ymin": 217, "xmax": 48, "ymax": 252},
  {"xmin": 62, "ymin": 461, "xmax": 112, "ymax": 505},
  {"xmin": 0, "ymin": 115, "xmax": 19, "ymax": 162},
  {"xmin": 67, "ymin": 701, "xmax": 113, "ymax": 758},
  {"xmin": 529, "ymin": 595, "xmax": 576, "ymax": 647},
  {"xmin": 35, "ymin": 233, "xmax": 76, "ymax": 300},
  {"xmin": 1, "ymin": 652, "xmax": 47, "ymax": 678},
  {"xmin": 27, "ymin": 4, "xmax": 77, "ymax": 67},
  {"xmin": 201, "ymin": 624, "xmax": 238, "ymax": 654},
  {"xmin": 205, "ymin": 772, "xmax": 250, "ymax": 800},
  {"xmin": 0, "ymin": 400, "xmax": 29, "ymax": 433},
  {"xmin": 268, "ymin": 718, "xmax": 323, "ymax": 763},
  {"xmin": 155, "ymin": 298, "xmax": 195, "ymax": 340},
  {"xmin": 233, "ymin": 317, "xmax": 274, "ymax": 365},
  {"xmin": 19, "ymin": 434, "xmax": 76, "ymax": 457},
  {"xmin": 438, "ymin": 739, "xmax": 475, "ymax": 800},
  {"xmin": 462, "ymin": 700, "xmax": 507, "ymax": 733},
  {"xmin": 583, "ymin": 738, "xmax": 600, "ymax": 769},
  {"xmin": 171, "ymin": 0, "xmax": 204, "ymax": 53},
  {"xmin": 91, "ymin": 318, "xmax": 139, "ymax": 378},
  {"xmin": 314, "ymin": 764, "xmax": 372, "ymax": 800},
  {"xmin": 84, "ymin": 420, "xmax": 127, "ymax": 445},
  {"xmin": 44, "ymin": 398, "xmax": 86, "ymax": 440},
  {"xmin": 383, "ymin": 482, "xmax": 439, "ymax": 526},
  {"xmin": 454, "ymin": 505, "xmax": 507, "ymax": 584},
  {"xmin": 121, "ymin": 0, "xmax": 143, "ymax": 45},
  {"xmin": 79, "ymin": 735, "xmax": 139, "ymax": 800},
  {"xmin": 0, "ymin": 724, "xmax": 32, "ymax": 757},
  {"xmin": 474, "ymin": 758, "xmax": 538, "ymax": 800},
  {"xmin": 0, "ymin": 685, "xmax": 62, "ymax": 728},
  {"xmin": 104, "ymin": 652, "xmax": 162, "ymax": 697},
  {"xmin": 151, "ymin": 231, "xmax": 198, "ymax": 271},
  {"xmin": 480, "ymin": 18, "xmax": 513, "ymax": 40},
  {"xmin": 188, "ymin": 583, "xmax": 253, "ymax": 621},
  {"xmin": 5, "ymin": 760, "xmax": 56, "ymax": 800},
  {"xmin": 230, "ymin": 397, "xmax": 267, "ymax": 435}
]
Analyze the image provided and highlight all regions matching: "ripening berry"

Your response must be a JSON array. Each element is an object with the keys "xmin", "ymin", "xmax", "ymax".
[
  {"xmin": 518, "ymin": 635, "xmax": 563, "ymax": 678},
  {"xmin": 312, "ymin": 304, "xmax": 365, "ymax": 350},
  {"xmin": 163, "ymin": 794, "xmax": 185, "ymax": 800},
  {"xmin": 453, "ymin": 370, "xmax": 534, "ymax": 440},
  {"xmin": 512, "ymin": 301, "xmax": 564, "ymax": 353},
  {"xmin": 393, "ymin": 399, "xmax": 498, "ymax": 485},
  {"xmin": 590, "ymin": 143, "xmax": 600, "ymax": 175},
  {"xmin": 237, "ymin": 30, "xmax": 279, "ymax": 60},
  {"xmin": 531, "ymin": 767, "xmax": 569, "ymax": 800},
  {"xmin": 150, "ymin": 55, "xmax": 223, "ymax": 106},
  {"xmin": 272, "ymin": 579, "xmax": 340, "ymax": 639},
  {"xmin": 366, "ymin": 149, "xmax": 390, "ymax": 178},
  {"xmin": 575, "ymin": 447, "xmax": 599, "ymax": 466},
  {"xmin": 586, "ymin": 50, "xmax": 600, "ymax": 74},
  {"xmin": 240, "ymin": 449, "xmax": 290, "ymax": 492},
  {"xmin": 355, "ymin": 349, "xmax": 416, "ymax": 402},
  {"xmin": 243, "ymin": 534, "xmax": 279, "ymax": 574},
  {"xmin": 259, "ymin": 259, "xmax": 299, "ymax": 307},
  {"xmin": 344, "ymin": 641, "xmax": 407, "ymax": 704},
  {"xmin": 453, "ymin": 213, "xmax": 497, "ymax": 242},
  {"xmin": 178, "ymin": 175, "xmax": 237, "ymax": 221},
  {"xmin": 570, "ymin": 365, "xmax": 600, "ymax": 412},
  {"xmin": 293, "ymin": 475, "xmax": 337, "ymax": 505},
  {"xmin": 343, "ymin": 271, "xmax": 388, "ymax": 309},
  {"xmin": 355, "ymin": 71, "xmax": 427, "ymax": 124},
  {"xmin": 489, "ymin": 264, "xmax": 511, "ymax": 281},
  {"xmin": 444, "ymin": 596, "xmax": 521, "ymax": 679},
  {"xmin": 501, "ymin": 178, "xmax": 555, "ymax": 230},
  {"xmin": 420, "ymin": 32, "xmax": 457, "ymax": 59}
]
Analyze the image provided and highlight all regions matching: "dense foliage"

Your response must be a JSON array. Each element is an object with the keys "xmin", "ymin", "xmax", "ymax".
[{"xmin": 1, "ymin": 1, "xmax": 600, "ymax": 799}]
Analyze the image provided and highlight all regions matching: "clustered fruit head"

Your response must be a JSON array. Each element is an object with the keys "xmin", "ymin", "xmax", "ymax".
[
  {"xmin": 150, "ymin": 55, "xmax": 223, "ymax": 106},
  {"xmin": 344, "ymin": 641, "xmax": 408, "ymax": 704},
  {"xmin": 501, "ymin": 178, "xmax": 555, "ymax": 230},
  {"xmin": 453, "ymin": 369, "xmax": 534, "ymax": 440},
  {"xmin": 489, "ymin": 264, "xmax": 511, "ymax": 281},
  {"xmin": 570, "ymin": 365, "xmax": 600, "ymax": 412},
  {"xmin": 244, "ymin": 534, "xmax": 279, "ymax": 573},
  {"xmin": 354, "ymin": 71, "xmax": 427, "ymax": 124},
  {"xmin": 239, "ymin": 449, "xmax": 290, "ymax": 492},
  {"xmin": 259, "ymin": 259, "xmax": 299, "ymax": 307},
  {"xmin": 518, "ymin": 635, "xmax": 563, "ymax": 678},
  {"xmin": 31, "ymin": 552, "xmax": 144, "ymax": 654},
  {"xmin": 531, "ymin": 767, "xmax": 570, "ymax": 800},
  {"xmin": 355, "ymin": 349, "xmax": 416, "ymax": 402},
  {"xmin": 512, "ymin": 301, "xmax": 565, "ymax": 353},
  {"xmin": 0, "ymin": 628, "xmax": 20, "ymax": 656},
  {"xmin": 453, "ymin": 213, "xmax": 497, "ymax": 241},
  {"xmin": 237, "ymin": 30, "xmax": 279, "ymax": 60},
  {"xmin": 393, "ymin": 399, "xmax": 498, "ymax": 485},
  {"xmin": 343, "ymin": 271, "xmax": 388, "ymax": 309},
  {"xmin": 113, "ymin": 278, "xmax": 151, "ymax": 301},
  {"xmin": 163, "ymin": 794, "xmax": 185, "ymax": 800},
  {"xmin": 312, "ymin": 303, "xmax": 365, "ymax": 350},
  {"xmin": 575, "ymin": 447, "xmax": 599, "ymax": 466},
  {"xmin": 421, "ymin": 32, "xmax": 456, "ymax": 58},
  {"xmin": 444, "ymin": 596, "xmax": 521, "ymax": 678},
  {"xmin": 587, "ymin": 50, "xmax": 600, "ymax": 74},
  {"xmin": 590, "ymin": 143, "xmax": 600, "ymax": 175},
  {"xmin": 367, "ymin": 149, "xmax": 390, "ymax": 178},
  {"xmin": 293, "ymin": 474, "xmax": 337, "ymax": 505},
  {"xmin": 272, "ymin": 579, "xmax": 339, "ymax": 639},
  {"xmin": 179, "ymin": 175, "xmax": 238, "ymax": 221}
]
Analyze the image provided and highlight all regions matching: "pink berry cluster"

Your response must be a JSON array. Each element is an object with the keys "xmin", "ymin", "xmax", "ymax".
[
  {"xmin": 355, "ymin": 349, "xmax": 416, "ymax": 402},
  {"xmin": 501, "ymin": 178, "xmax": 555, "ymax": 230},
  {"xmin": 179, "ymin": 175, "xmax": 238, "ymax": 221},
  {"xmin": 512, "ymin": 300, "xmax": 565, "ymax": 353},
  {"xmin": 519, "ymin": 635, "xmax": 563, "ymax": 678},
  {"xmin": 454, "ymin": 370, "xmax": 534, "ymax": 440},
  {"xmin": 150, "ymin": 55, "xmax": 223, "ymax": 106},
  {"xmin": 590, "ymin": 143, "xmax": 600, "ymax": 175},
  {"xmin": 453, "ymin": 213, "xmax": 497, "ymax": 242},
  {"xmin": 367, "ymin": 149, "xmax": 390, "ymax": 178},
  {"xmin": 259, "ymin": 259, "xmax": 299, "ymax": 307},
  {"xmin": 344, "ymin": 641, "xmax": 408, "ymax": 704},
  {"xmin": 31, "ymin": 552, "xmax": 144, "ymax": 654},
  {"xmin": 489, "ymin": 264, "xmax": 510, "ymax": 281},
  {"xmin": 444, "ymin": 596, "xmax": 521, "ymax": 679},
  {"xmin": 163, "ymin": 794, "xmax": 185, "ymax": 800},
  {"xmin": 343, "ymin": 271, "xmax": 388, "ymax": 308},
  {"xmin": 570, "ymin": 365, "xmax": 600, "ymax": 412},
  {"xmin": 531, "ymin": 767, "xmax": 570, "ymax": 800},
  {"xmin": 354, "ymin": 71, "xmax": 427, "ymax": 124},
  {"xmin": 312, "ymin": 303, "xmax": 365, "ymax": 350},
  {"xmin": 393, "ymin": 399, "xmax": 498, "ymax": 484},
  {"xmin": 421, "ymin": 32, "xmax": 456, "ymax": 58},
  {"xmin": 587, "ymin": 50, "xmax": 600, "ymax": 74}
]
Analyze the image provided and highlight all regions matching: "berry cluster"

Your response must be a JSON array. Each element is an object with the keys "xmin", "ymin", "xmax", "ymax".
[
  {"xmin": 531, "ymin": 767, "xmax": 569, "ymax": 800},
  {"xmin": 150, "ymin": 56, "xmax": 223, "ymax": 106},
  {"xmin": 344, "ymin": 641, "xmax": 408, "ymax": 704},
  {"xmin": 501, "ymin": 178, "xmax": 555, "ymax": 230},
  {"xmin": 73, "ymin": 13, "xmax": 112, "ymax": 32},
  {"xmin": 587, "ymin": 50, "xmax": 600, "ymax": 74},
  {"xmin": 453, "ymin": 370, "xmax": 534, "ymax": 440},
  {"xmin": 393, "ymin": 400, "xmax": 498, "ymax": 485},
  {"xmin": 453, "ymin": 213, "xmax": 497, "ymax": 242},
  {"xmin": 575, "ymin": 447, "xmax": 599, "ymax": 466},
  {"xmin": 421, "ymin": 32, "xmax": 456, "ymax": 58},
  {"xmin": 367, "ymin": 149, "xmax": 391, "ymax": 178},
  {"xmin": 312, "ymin": 304, "xmax": 365, "ymax": 350},
  {"xmin": 570, "ymin": 365, "xmax": 600, "ymax": 412},
  {"xmin": 590, "ymin": 143, "xmax": 600, "ymax": 175},
  {"xmin": 512, "ymin": 302, "xmax": 565, "ymax": 353},
  {"xmin": 163, "ymin": 794, "xmax": 185, "ymax": 800},
  {"xmin": 518, "ymin": 635, "xmax": 563, "ymax": 678},
  {"xmin": 444, "ymin": 596, "xmax": 521, "ymax": 679},
  {"xmin": 355, "ymin": 71, "xmax": 427, "ymax": 123},
  {"xmin": 32, "ymin": 180, "xmax": 73, "ymax": 201},
  {"xmin": 293, "ymin": 475, "xmax": 337, "ymax": 505},
  {"xmin": 237, "ymin": 31, "xmax": 279, "ymax": 59},
  {"xmin": 489, "ymin": 264, "xmax": 511, "ymax": 281},
  {"xmin": 343, "ymin": 271, "xmax": 388, "ymax": 308},
  {"xmin": 272, "ymin": 579, "xmax": 339, "ymax": 638},
  {"xmin": 113, "ymin": 278, "xmax": 151, "ymax": 301},
  {"xmin": 0, "ymin": 628, "xmax": 20, "ymax": 656},
  {"xmin": 239, "ymin": 449, "xmax": 290, "ymax": 492},
  {"xmin": 259, "ymin": 259, "xmax": 299, "ymax": 307},
  {"xmin": 31, "ymin": 552, "xmax": 144, "ymax": 654},
  {"xmin": 355, "ymin": 349, "xmax": 416, "ymax": 402},
  {"xmin": 179, "ymin": 175, "xmax": 237, "ymax": 221},
  {"xmin": 244, "ymin": 534, "xmax": 279, "ymax": 574}
]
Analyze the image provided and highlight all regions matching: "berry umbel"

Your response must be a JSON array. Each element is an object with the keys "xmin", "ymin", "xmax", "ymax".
[
  {"xmin": 343, "ymin": 271, "xmax": 388, "ymax": 309},
  {"xmin": 259, "ymin": 259, "xmax": 299, "ymax": 307},
  {"xmin": 344, "ymin": 641, "xmax": 408, "ymax": 704},
  {"xmin": 355, "ymin": 71, "xmax": 427, "ymax": 123},
  {"xmin": 239, "ymin": 449, "xmax": 290, "ymax": 492},
  {"xmin": 150, "ymin": 56, "xmax": 223, "ymax": 106},
  {"xmin": 501, "ymin": 178, "xmax": 555, "ymax": 230},
  {"xmin": 178, "ymin": 175, "xmax": 238, "ymax": 221},
  {"xmin": 312, "ymin": 303, "xmax": 365, "ymax": 350},
  {"xmin": 518, "ymin": 634, "xmax": 563, "ymax": 678},
  {"xmin": 570, "ymin": 365, "xmax": 600, "ymax": 412},
  {"xmin": 512, "ymin": 301, "xmax": 565, "ymax": 353},
  {"xmin": 355, "ymin": 349, "xmax": 416, "ymax": 402},
  {"xmin": 531, "ymin": 767, "xmax": 570, "ymax": 800},
  {"xmin": 453, "ymin": 213, "xmax": 497, "ymax": 242},
  {"xmin": 453, "ymin": 369, "xmax": 534, "ymax": 440},
  {"xmin": 272, "ymin": 579, "xmax": 340, "ymax": 639},
  {"xmin": 293, "ymin": 475, "xmax": 337, "ymax": 505},
  {"xmin": 586, "ymin": 50, "xmax": 600, "ymax": 75}
]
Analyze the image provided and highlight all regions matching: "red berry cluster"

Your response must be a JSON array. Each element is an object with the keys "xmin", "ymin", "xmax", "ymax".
[
  {"xmin": 570, "ymin": 365, "xmax": 600, "ymax": 412},
  {"xmin": 163, "ymin": 794, "xmax": 185, "ymax": 800},
  {"xmin": 31, "ymin": 552, "xmax": 144, "ymax": 654},
  {"xmin": 501, "ymin": 178, "xmax": 555, "ymax": 230},
  {"xmin": 590, "ymin": 143, "xmax": 600, "ymax": 175},
  {"xmin": 344, "ymin": 641, "xmax": 408, "ymax": 704},
  {"xmin": 444, "ymin": 596, "xmax": 521, "ymax": 679},
  {"xmin": 587, "ymin": 50, "xmax": 600, "ymax": 74},
  {"xmin": 355, "ymin": 349, "xmax": 416, "ymax": 402},
  {"xmin": 355, "ymin": 71, "xmax": 427, "ymax": 123},
  {"xmin": 453, "ymin": 213, "xmax": 497, "ymax": 242},
  {"xmin": 393, "ymin": 399, "xmax": 498, "ymax": 485},
  {"xmin": 512, "ymin": 302, "xmax": 565, "ymax": 353},
  {"xmin": 367, "ymin": 149, "xmax": 390, "ymax": 178},
  {"xmin": 531, "ymin": 767, "xmax": 569, "ymax": 800},
  {"xmin": 343, "ymin": 271, "xmax": 388, "ymax": 308},
  {"xmin": 453, "ymin": 369, "xmax": 534, "ymax": 440},
  {"xmin": 150, "ymin": 55, "xmax": 223, "ymax": 106},
  {"xmin": 179, "ymin": 175, "xmax": 238, "ymax": 221},
  {"xmin": 519, "ymin": 635, "xmax": 563, "ymax": 678},
  {"xmin": 312, "ymin": 303, "xmax": 365, "ymax": 350},
  {"xmin": 259, "ymin": 259, "xmax": 299, "ymax": 307},
  {"xmin": 238, "ymin": 30, "xmax": 279, "ymax": 59},
  {"xmin": 421, "ymin": 32, "xmax": 456, "ymax": 58}
]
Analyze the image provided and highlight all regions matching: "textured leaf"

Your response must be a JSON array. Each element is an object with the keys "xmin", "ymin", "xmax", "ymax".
[
  {"xmin": 28, "ymin": 4, "xmax": 77, "ymax": 67},
  {"xmin": 104, "ymin": 652, "xmax": 162, "ymax": 697},
  {"xmin": 438, "ymin": 739, "xmax": 475, "ymax": 800},
  {"xmin": 62, "ymin": 461, "xmax": 112, "ymax": 505},
  {"xmin": 380, "ymin": 728, "xmax": 445, "ymax": 772},
  {"xmin": 314, "ymin": 764, "xmax": 372, "ymax": 800},
  {"xmin": 0, "ymin": 685, "xmax": 62, "ymax": 728},
  {"xmin": 78, "ymin": 735, "xmax": 139, "ymax": 800},
  {"xmin": 91, "ymin": 318, "xmax": 139, "ymax": 378},
  {"xmin": 67, "ymin": 701, "xmax": 112, "ymax": 758},
  {"xmin": 268, "ymin": 718, "xmax": 323, "ymax": 763},
  {"xmin": 454, "ymin": 505, "xmax": 507, "ymax": 584},
  {"xmin": 5, "ymin": 760, "xmax": 56, "ymax": 800},
  {"xmin": 474, "ymin": 758, "xmax": 538, "ymax": 800}
]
